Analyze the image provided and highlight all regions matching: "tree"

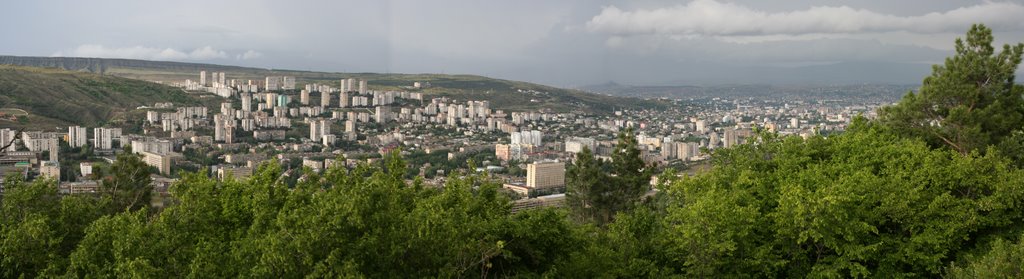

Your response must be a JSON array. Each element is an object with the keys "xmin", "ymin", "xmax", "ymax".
[
  {"xmin": 653, "ymin": 121, "xmax": 1024, "ymax": 277},
  {"xmin": 565, "ymin": 128, "xmax": 653, "ymax": 226},
  {"xmin": 606, "ymin": 127, "xmax": 652, "ymax": 222},
  {"xmin": 101, "ymin": 145, "xmax": 153, "ymax": 212},
  {"xmin": 880, "ymin": 24, "xmax": 1024, "ymax": 155},
  {"xmin": 947, "ymin": 236, "xmax": 1024, "ymax": 278},
  {"xmin": 565, "ymin": 146, "xmax": 606, "ymax": 224},
  {"xmin": 0, "ymin": 177, "xmax": 108, "ymax": 278}
]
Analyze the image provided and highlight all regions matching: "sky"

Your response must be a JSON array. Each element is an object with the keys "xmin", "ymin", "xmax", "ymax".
[{"xmin": 2, "ymin": 0, "xmax": 1023, "ymax": 87}]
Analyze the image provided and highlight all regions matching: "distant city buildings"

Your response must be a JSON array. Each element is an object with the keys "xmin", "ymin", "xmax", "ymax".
[
  {"xmin": 92, "ymin": 128, "xmax": 121, "ymax": 150},
  {"xmin": 565, "ymin": 137, "xmax": 596, "ymax": 154},
  {"xmin": 140, "ymin": 151, "xmax": 172, "ymax": 175},
  {"xmin": 309, "ymin": 119, "xmax": 331, "ymax": 143},
  {"xmin": 527, "ymin": 160, "xmax": 565, "ymax": 189},
  {"xmin": 375, "ymin": 106, "xmax": 391, "ymax": 123},
  {"xmin": 65, "ymin": 125, "xmax": 87, "ymax": 148},
  {"xmin": 511, "ymin": 130, "xmax": 543, "ymax": 146},
  {"xmin": 5, "ymin": 66, "xmax": 889, "ymax": 199},
  {"xmin": 40, "ymin": 161, "xmax": 60, "ymax": 181}
]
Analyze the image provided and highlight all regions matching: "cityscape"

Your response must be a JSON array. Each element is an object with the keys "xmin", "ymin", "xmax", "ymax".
[
  {"xmin": 1, "ymin": 0, "xmax": 1023, "ymax": 277},
  {"xmin": 0, "ymin": 70, "xmax": 903, "ymax": 211}
]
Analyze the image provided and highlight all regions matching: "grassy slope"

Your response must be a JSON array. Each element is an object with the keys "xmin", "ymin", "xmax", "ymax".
[
  {"xmin": 0, "ymin": 56, "xmax": 666, "ymax": 114},
  {"xmin": 0, "ymin": 65, "xmax": 205, "ymax": 129}
]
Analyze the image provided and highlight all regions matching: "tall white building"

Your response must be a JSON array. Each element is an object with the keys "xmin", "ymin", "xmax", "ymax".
[
  {"xmin": 241, "ymin": 92, "xmax": 252, "ymax": 112},
  {"xmin": 214, "ymin": 115, "xmax": 227, "ymax": 142},
  {"xmin": 339, "ymin": 92, "xmax": 350, "ymax": 108},
  {"xmin": 375, "ymin": 106, "xmax": 391, "ymax": 123},
  {"xmin": 510, "ymin": 130, "xmax": 543, "ymax": 147},
  {"xmin": 40, "ymin": 161, "xmax": 60, "ymax": 181},
  {"xmin": 677, "ymin": 142, "xmax": 701, "ymax": 161},
  {"xmin": 93, "ymin": 128, "xmax": 121, "ymax": 150},
  {"xmin": 265, "ymin": 92, "xmax": 277, "ymax": 108},
  {"xmin": 527, "ymin": 160, "xmax": 565, "ymax": 189},
  {"xmin": 140, "ymin": 151, "xmax": 172, "ymax": 175},
  {"xmin": 199, "ymin": 71, "xmax": 207, "ymax": 86},
  {"xmin": 220, "ymin": 102, "xmax": 233, "ymax": 116},
  {"xmin": 724, "ymin": 128, "xmax": 738, "ymax": 148},
  {"xmin": 131, "ymin": 139, "xmax": 173, "ymax": 155},
  {"xmin": 0, "ymin": 128, "xmax": 14, "ymax": 151},
  {"xmin": 709, "ymin": 132, "xmax": 720, "ymax": 149},
  {"xmin": 309, "ymin": 119, "xmax": 331, "ymax": 142},
  {"xmin": 47, "ymin": 138, "xmax": 59, "ymax": 162},
  {"xmin": 696, "ymin": 120, "xmax": 707, "ymax": 133},
  {"xmin": 661, "ymin": 138, "xmax": 676, "ymax": 159},
  {"xmin": 345, "ymin": 120, "xmax": 356, "ymax": 133},
  {"xmin": 300, "ymin": 90, "xmax": 310, "ymax": 105},
  {"xmin": 565, "ymin": 137, "xmax": 596, "ymax": 153},
  {"xmin": 358, "ymin": 80, "xmax": 367, "ymax": 94},
  {"xmin": 282, "ymin": 76, "xmax": 296, "ymax": 90},
  {"xmin": 265, "ymin": 76, "xmax": 281, "ymax": 91},
  {"xmin": 68, "ymin": 126, "xmax": 88, "ymax": 148}
]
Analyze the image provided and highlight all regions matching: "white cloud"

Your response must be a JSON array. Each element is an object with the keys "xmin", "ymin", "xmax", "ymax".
[
  {"xmin": 55, "ymin": 44, "xmax": 229, "ymax": 61},
  {"xmin": 238, "ymin": 50, "xmax": 263, "ymax": 60},
  {"xmin": 586, "ymin": 1, "xmax": 1024, "ymax": 37},
  {"xmin": 187, "ymin": 46, "xmax": 227, "ymax": 60}
]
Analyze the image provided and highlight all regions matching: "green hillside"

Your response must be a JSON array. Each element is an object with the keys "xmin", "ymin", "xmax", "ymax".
[
  {"xmin": 0, "ymin": 56, "xmax": 666, "ymax": 113},
  {"xmin": 0, "ymin": 65, "xmax": 206, "ymax": 129}
]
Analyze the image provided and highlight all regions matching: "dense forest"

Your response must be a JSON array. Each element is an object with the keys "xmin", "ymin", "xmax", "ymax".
[{"xmin": 2, "ymin": 25, "xmax": 1024, "ymax": 278}]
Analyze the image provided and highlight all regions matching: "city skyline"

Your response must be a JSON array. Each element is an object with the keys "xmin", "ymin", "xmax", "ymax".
[{"xmin": 2, "ymin": 0, "xmax": 1023, "ymax": 87}]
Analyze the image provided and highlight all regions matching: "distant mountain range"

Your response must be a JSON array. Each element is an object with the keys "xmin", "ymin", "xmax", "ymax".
[
  {"xmin": 579, "ymin": 81, "xmax": 919, "ymax": 100},
  {"xmin": 0, "ymin": 55, "xmax": 667, "ymax": 115},
  {"xmin": 674, "ymin": 61, "xmax": 935, "ymax": 86}
]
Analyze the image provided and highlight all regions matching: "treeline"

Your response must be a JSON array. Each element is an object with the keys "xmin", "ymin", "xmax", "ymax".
[{"xmin": 2, "ymin": 25, "xmax": 1024, "ymax": 277}]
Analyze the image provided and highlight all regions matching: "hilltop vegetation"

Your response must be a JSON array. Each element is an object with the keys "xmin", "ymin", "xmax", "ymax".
[
  {"xmin": 1, "ymin": 25, "xmax": 1024, "ymax": 277},
  {"xmin": 0, "ymin": 56, "xmax": 666, "ymax": 114},
  {"xmin": 5, "ymin": 120, "xmax": 1024, "ymax": 277},
  {"xmin": 0, "ymin": 65, "xmax": 204, "ymax": 128}
]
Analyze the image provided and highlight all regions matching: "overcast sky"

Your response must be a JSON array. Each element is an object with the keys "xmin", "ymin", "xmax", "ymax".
[{"xmin": 2, "ymin": 0, "xmax": 1023, "ymax": 87}]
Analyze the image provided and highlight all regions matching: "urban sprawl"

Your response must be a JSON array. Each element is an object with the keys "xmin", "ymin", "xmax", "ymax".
[{"xmin": 0, "ymin": 71, "xmax": 898, "ymax": 210}]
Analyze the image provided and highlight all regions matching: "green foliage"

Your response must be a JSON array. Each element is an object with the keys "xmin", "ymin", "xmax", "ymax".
[
  {"xmin": 609, "ymin": 127, "xmax": 653, "ymax": 208},
  {"xmin": 654, "ymin": 122, "xmax": 1024, "ymax": 277},
  {"xmin": 0, "ymin": 65, "xmax": 203, "ymax": 127},
  {"xmin": 566, "ymin": 146, "xmax": 606, "ymax": 224},
  {"xmin": 880, "ymin": 24, "xmax": 1024, "ymax": 155},
  {"xmin": 947, "ymin": 235, "xmax": 1024, "ymax": 278},
  {"xmin": 100, "ymin": 148, "xmax": 154, "ymax": 212},
  {"xmin": 0, "ymin": 155, "xmax": 584, "ymax": 277},
  {"xmin": 566, "ymin": 128, "xmax": 653, "ymax": 225},
  {"xmin": 0, "ymin": 177, "xmax": 108, "ymax": 278},
  {"xmin": 1, "ymin": 125, "xmax": 1024, "ymax": 276}
]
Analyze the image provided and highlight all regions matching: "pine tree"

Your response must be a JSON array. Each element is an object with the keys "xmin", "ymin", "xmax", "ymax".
[
  {"xmin": 565, "ymin": 146, "xmax": 605, "ymax": 223},
  {"xmin": 880, "ymin": 24, "xmax": 1024, "ymax": 154},
  {"xmin": 610, "ymin": 127, "xmax": 652, "ymax": 215}
]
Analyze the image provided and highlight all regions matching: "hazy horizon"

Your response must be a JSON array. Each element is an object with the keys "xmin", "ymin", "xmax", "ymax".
[{"xmin": 2, "ymin": 0, "xmax": 1023, "ymax": 87}]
